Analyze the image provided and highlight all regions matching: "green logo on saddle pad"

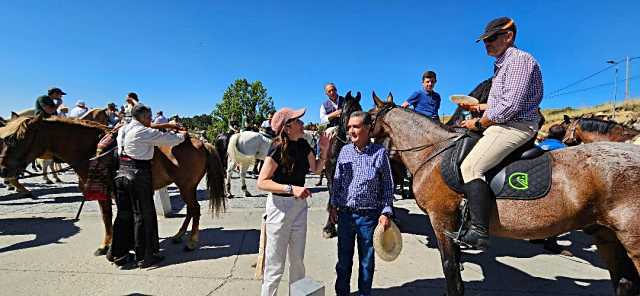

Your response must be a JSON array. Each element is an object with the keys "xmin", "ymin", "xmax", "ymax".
[{"xmin": 508, "ymin": 172, "xmax": 529, "ymax": 190}]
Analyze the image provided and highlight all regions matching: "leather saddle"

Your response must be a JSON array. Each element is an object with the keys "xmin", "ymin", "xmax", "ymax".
[{"xmin": 440, "ymin": 131, "xmax": 552, "ymax": 200}]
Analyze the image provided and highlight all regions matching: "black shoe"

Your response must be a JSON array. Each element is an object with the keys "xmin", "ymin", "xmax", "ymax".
[
  {"xmin": 138, "ymin": 254, "xmax": 164, "ymax": 268},
  {"xmin": 113, "ymin": 253, "xmax": 135, "ymax": 267},
  {"xmin": 445, "ymin": 225, "xmax": 490, "ymax": 251},
  {"xmin": 460, "ymin": 225, "xmax": 490, "ymax": 250}
]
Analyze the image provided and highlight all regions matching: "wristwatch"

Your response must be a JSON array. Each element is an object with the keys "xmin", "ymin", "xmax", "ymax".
[
  {"xmin": 284, "ymin": 184, "xmax": 293, "ymax": 195},
  {"xmin": 474, "ymin": 119, "xmax": 485, "ymax": 131}
]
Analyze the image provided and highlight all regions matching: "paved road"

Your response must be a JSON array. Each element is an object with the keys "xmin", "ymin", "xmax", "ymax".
[{"xmin": 0, "ymin": 170, "xmax": 613, "ymax": 295}]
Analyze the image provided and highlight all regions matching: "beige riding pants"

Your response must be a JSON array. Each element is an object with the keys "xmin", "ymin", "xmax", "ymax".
[
  {"xmin": 261, "ymin": 193, "xmax": 308, "ymax": 296},
  {"xmin": 461, "ymin": 120, "xmax": 538, "ymax": 183}
]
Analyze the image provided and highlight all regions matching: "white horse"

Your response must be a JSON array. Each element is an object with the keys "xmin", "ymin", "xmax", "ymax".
[{"xmin": 226, "ymin": 131, "xmax": 273, "ymax": 197}]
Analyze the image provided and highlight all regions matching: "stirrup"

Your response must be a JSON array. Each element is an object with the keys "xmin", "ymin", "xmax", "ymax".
[{"xmin": 444, "ymin": 198, "xmax": 471, "ymax": 247}]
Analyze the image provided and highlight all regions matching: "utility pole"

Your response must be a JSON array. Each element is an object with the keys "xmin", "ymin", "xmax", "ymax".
[
  {"xmin": 625, "ymin": 56, "xmax": 630, "ymax": 99},
  {"xmin": 607, "ymin": 60, "xmax": 618, "ymax": 119}
]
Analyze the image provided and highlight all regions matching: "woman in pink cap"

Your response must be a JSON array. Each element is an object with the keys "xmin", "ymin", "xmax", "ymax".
[{"xmin": 257, "ymin": 107, "xmax": 331, "ymax": 296}]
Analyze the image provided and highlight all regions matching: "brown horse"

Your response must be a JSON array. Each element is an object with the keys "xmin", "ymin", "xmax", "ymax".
[
  {"xmin": 0, "ymin": 116, "xmax": 226, "ymax": 253},
  {"xmin": 563, "ymin": 115, "xmax": 640, "ymax": 145},
  {"xmin": 79, "ymin": 108, "xmax": 109, "ymax": 125},
  {"xmin": 369, "ymin": 92, "xmax": 640, "ymax": 296}
]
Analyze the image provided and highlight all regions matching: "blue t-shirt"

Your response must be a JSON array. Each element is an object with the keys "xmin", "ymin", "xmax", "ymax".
[
  {"xmin": 536, "ymin": 138, "xmax": 566, "ymax": 151},
  {"xmin": 406, "ymin": 90, "xmax": 441, "ymax": 118}
]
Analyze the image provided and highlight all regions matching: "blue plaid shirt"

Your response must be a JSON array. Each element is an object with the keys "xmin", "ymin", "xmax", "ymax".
[
  {"xmin": 330, "ymin": 143, "xmax": 394, "ymax": 215},
  {"xmin": 485, "ymin": 46, "xmax": 543, "ymax": 123}
]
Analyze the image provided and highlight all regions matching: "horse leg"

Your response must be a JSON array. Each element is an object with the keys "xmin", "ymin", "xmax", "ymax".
[
  {"xmin": 590, "ymin": 226, "xmax": 640, "ymax": 296},
  {"xmin": 241, "ymin": 165, "xmax": 252, "ymax": 197},
  {"xmin": 432, "ymin": 214, "xmax": 465, "ymax": 296},
  {"xmin": 95, "ymin": 199, "xmax": 113, "ymax": 256},
  {"xmin": 322, "ymin": 180, "xmax": 337, "ymax": 239},
  {"xmin": 225, "ymin": 160, "xmax": 234, "ymax": 198},
  {"xmin": 184, "ymin": 187, "xmax": 201, "ymax": 251},
  {"xmin": 41, "ymin": 160, "xmax": 53, "ymax": 184},
  {"xmin": 51, "ymin": 162, "xmax": 62, "ymax": 183}
]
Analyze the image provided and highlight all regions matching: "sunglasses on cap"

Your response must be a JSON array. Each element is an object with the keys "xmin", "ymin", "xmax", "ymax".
[{"xmin": 484, "ymin": 32, "xmax": 508, "ymax": 43}]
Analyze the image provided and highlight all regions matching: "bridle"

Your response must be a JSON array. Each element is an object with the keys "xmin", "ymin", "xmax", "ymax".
[
  {"xmin": 370, "ymin": 104, "xmax": 462, "ymax": 176},
  {"xmin": 563, "ymin": 118, "xmax": 580, "ymax": 144}
]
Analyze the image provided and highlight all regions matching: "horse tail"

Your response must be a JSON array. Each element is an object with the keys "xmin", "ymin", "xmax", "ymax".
[
  {"xmin": 227, "ymin": 132, "xmax": 256, "ymax": 168},
  {"xmin": 204, "ymin": 142, "xmax": 226, "ymax": 217}
]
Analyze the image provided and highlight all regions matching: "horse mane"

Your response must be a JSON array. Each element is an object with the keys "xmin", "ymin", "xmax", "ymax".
[
  {"xmin": 0, "ymin": 116, "xmax": 107, "ymax": 140},
  {"xmin": 578, "ymin": 117, "xmax": 627, "ymax": 134},
  {"xmin": 395, "ymin": 107, "xmax": 458, "ymax": 133},
  {"xmin": 0, "ymin": 116, "xmax": 32, "ymax": 139}
]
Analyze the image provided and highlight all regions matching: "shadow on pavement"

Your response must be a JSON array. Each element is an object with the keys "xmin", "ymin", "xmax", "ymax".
[
  {"xmin": 155, "ymin": 226, "xmax": 259, "ymax": 268},
  {"xmin": 0, "ymin": 216, "xmax": 80, "ymax": 253},
  {"xmin": 371, "ymin": 225, "xmax": 610, "ymax": 295}
]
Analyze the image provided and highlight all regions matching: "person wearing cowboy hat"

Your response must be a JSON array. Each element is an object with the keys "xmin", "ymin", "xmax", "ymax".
[
  {"xmin": 447, "ymin": 17, "xmax": 544, "ymax": 250},
  {"xmin": 256, "ymin": 107, "xmax": 332, "ymax": 296},
  {"xmin": 68, "ymin": 100, "xmax": 89, "ymax": 118},
  {"xmin": 328, "ymin": 110, "xmax": 395, "ymax": 296}
]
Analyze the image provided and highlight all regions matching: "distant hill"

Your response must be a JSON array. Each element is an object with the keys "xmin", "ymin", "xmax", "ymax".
[{"xmin": 540, "ymin": 98, "xmax": 640, "ymax": 131}]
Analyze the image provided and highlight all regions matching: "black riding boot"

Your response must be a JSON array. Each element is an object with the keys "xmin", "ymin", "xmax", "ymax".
[{"xmin": 456, "ymin": 179, "xmax": 492, "ymax": 250}]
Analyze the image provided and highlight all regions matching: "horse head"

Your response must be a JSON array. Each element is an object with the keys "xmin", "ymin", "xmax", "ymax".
[
  {"xmin": 339, "ymin": 91, "xmax": 363, "ymax": 129},
  {"xmin": 0, "ymin": 116, "xmax": 46, "ymax": 177},
  {"xmin": 369, "ymin": 91, "xmax": 396, "ymax": 139},
  {"xmin": 562, "ymin": 115, "xmax": 581, "ymax": 146}
]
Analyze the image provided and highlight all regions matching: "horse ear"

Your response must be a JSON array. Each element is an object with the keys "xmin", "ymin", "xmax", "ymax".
[
  {"xmin": 563, "ymin": 115, "xmax": 570, "ymax": 124},
  {"xmin": 11, "ymin": 112, "xmax": 19, "ymax": 120},
  {"xmin": 355, "ymin": 91, "xmax": 361, "ymax": 101},
  {"xmin": 372, "ymin": 91, "xmax": 384, "ymax": 107},
  {"xmin": 346, "ymin": 91, "xmax": 352, "ymax": 99},
  {"xmin": 386, "ymin": 92, "xmax": 394, "ymax": 103}
]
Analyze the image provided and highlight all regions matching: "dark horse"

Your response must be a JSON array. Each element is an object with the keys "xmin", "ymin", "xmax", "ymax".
[
  {"xmin": 369, "ymin": 93, "xmax": 640, "ymax": 296},
  {"xmin": 321, "ymin": 91, "xmax": 363, "ymax": 238},
  {"xmin": 563, "ymin": 115, "xmax": 640, "ymax": 145},
  {"xmin": 0, "ymin": 116, "xmax": 226, "ymax": 253}
]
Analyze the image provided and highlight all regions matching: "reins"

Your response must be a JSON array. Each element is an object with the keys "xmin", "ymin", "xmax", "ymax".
[{"xmin": 372, "ymin": 104, "xmax": 463, "ymax": 177}]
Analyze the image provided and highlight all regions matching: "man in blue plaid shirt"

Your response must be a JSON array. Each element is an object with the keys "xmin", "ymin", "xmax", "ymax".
[
  {"xmin": 450, "ymin": 17, "xmax": 544, "ymax": 250},
  {"xmin": 329, "ymin": 110, "xmax": 394, "ymax": 296}
]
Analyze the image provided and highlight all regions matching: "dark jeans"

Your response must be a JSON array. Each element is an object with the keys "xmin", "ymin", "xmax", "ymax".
[
  {"xmin": 110, "ymin": 165, "xmax": 159, "ymax": 261},
  {"xmin": 335, "ymin": 210, "xmax": 378, "ymax": 296}
]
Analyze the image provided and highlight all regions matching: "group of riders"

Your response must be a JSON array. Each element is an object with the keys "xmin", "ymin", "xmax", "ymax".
[{"xmin": 5, "ymin": 16, "xmax": 636, "ymax": 296}]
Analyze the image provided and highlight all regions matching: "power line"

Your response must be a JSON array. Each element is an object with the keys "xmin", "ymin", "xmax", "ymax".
[
  {"xmin": 547, "ymin": 64, "xmax": 616, "ymax": 96},
  {"xmin": 547, "ymin": 75, "xmax": 640, "ymax": 98}
]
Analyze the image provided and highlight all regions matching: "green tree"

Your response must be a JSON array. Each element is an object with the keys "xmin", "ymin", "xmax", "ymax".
[{"xmin": 209, "ymin": 79, "xmax": 275, "ymax": 139}]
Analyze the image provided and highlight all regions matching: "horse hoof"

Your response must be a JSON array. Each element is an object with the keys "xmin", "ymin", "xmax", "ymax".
[
  {"xmin": 244, "ymin": 192, "xmax": 252, "ymax": 197},
  {"xmin": 94, "ymin": 247, "xmax": 109, "ymax": 256},
  {"xmin": 171, "ymin": 236, "xmax": 183, "ymax": 244},
  {"xmin": 8, "ymin": 187, "xmax": 15, "ymax": 191},
  {"xmin": 184, "ymin": 241, "xmax": 198, "ymax": 251},
  {"xmin": 322, "ymin": 226, "xmax": 337, "ymax": 239},
  {"xmin": 45, "ymin": 180, "xmax": 53, "ymax": 185}
]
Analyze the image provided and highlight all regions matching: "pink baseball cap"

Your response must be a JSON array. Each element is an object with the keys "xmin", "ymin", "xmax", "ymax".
[{"xmin": 271, "ymin": 107, "xmax": 305, "ymax": 135}]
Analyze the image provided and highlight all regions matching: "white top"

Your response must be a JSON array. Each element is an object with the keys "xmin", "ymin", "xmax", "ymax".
[
  {"xmin": 319, "ymin": 99, "xmax": 338, "ymax": 124},
  {"xmin": 153, "ymin": 115, "xmax": 168, "ymax": 124},
  {"xmin": 68, "ymin": 107, "xmax": 88, "ymax": 118},
  {"xmin": 117, "ymin": 119, "xmax": 185, "ymax": 160}
]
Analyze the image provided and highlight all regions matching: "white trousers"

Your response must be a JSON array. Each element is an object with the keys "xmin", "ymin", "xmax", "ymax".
[{"xmin": 261, "ymin": 194, "xmax": 308, "ymax": 296}]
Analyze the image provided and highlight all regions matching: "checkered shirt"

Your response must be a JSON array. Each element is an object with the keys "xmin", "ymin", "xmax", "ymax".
[
  {"xmin": 330, "ymin": 143, "xmax": 394, "ymax": 215},
  {"xmin": 485, "ymin": 46, "xmax": 544, "ymax": 123}
]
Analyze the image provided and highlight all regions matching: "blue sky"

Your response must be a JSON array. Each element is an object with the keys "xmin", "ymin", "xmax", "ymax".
[{"xmin": 1, "ymin": 0, "xmax": 639, "ymax": 123}]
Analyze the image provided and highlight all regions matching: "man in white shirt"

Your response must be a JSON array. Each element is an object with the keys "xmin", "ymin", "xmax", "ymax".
[
  {"xmin": 153, "ymin": 111, "xmax": 169, "ymax": 124},
  {"xmin": 109, "ymin": 104, "xmax": 186, "ymax": 269},
  {"xmin": 68, "ymin": 100, "xmax": 89, "ymax": 118}
]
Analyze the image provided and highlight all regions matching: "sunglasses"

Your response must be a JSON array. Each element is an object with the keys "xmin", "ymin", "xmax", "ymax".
[{"xmin": 484, "ymin": 32, "xmax": 507, "ymax": 43}]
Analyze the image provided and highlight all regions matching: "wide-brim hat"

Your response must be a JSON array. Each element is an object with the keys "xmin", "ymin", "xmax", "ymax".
[
  {"xmin": 476, "ymin": 17, "xmax": 516, "ymax": 43},
  {"xmin": 271, "ymin": 107, "xmax": 305, "ymax": 135},
  {"xmin": 373, "ymin": 219, "xmax": 403, "ymax": 262}
]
